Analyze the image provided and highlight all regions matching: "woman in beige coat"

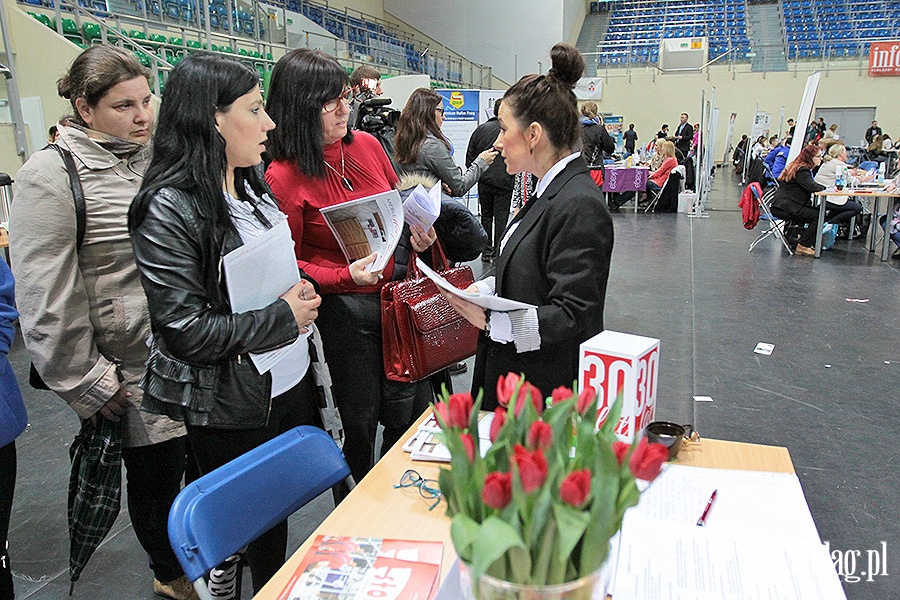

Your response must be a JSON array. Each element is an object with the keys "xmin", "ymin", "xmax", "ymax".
[{"xmin": 10, "ymin": 46, "xmax": 193, "ymax": 600}]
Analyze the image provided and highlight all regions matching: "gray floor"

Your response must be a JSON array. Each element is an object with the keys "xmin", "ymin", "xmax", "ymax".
[{"xmin": 6, "ymin": 168, "xmax": 899, "ymax": 599}]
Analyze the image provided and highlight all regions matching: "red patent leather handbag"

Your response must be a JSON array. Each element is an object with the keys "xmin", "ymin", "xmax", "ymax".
[{"xmin": 380, "ymin": 242, "xmax": 479, "ymax": 383}]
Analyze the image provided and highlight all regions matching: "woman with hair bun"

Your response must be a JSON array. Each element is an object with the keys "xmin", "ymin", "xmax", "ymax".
[{"xmin": 445, "ymin": 44, "xmax": 614, "ymax": 409}]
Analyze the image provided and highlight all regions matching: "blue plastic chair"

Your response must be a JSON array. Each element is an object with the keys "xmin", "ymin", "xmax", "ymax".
[{"xmin": 168, "ymin": 426, "xmax": 353, "ymax": 600}]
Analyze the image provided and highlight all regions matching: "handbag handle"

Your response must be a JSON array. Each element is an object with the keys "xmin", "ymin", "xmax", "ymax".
[{"xmin": 407, "ymin": 239, "xmax": 450, "ymax": 280}]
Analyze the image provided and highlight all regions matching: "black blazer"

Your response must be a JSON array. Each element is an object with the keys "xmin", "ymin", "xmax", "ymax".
[
  {"xmin": 472, "ymin": 157, "xmax": 614, "ymax": 408},
  {"xmin": 675, "ymin": 122, "xmax": 694, "ymax": 155}
]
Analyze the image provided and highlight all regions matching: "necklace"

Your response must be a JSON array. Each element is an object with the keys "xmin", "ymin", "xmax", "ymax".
[{"xmin": 323, "ymin": 142, "xmax": 353, "ymax": 191}]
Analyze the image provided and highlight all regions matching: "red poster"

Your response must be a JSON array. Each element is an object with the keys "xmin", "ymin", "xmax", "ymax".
[{"xmin": 868, "ymin": 41, "xmax": 900, "ymax": 77}]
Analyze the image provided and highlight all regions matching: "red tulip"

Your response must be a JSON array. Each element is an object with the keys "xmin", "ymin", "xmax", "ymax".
[
  {"xmin": 496, "ymin": 373, "xmax": 522, "ymax": 408},
  {"xmin": 460, "ymin": 433, "xmax": 476, "ymax": 463},
  {"xmin": 560, "ymin": 469, "xmax": 592, "ymax": 507},
  {"xmin": 489, "ymin": 407, "xmax": 507, "ymax": 442},
  {"xmin": 447, "ymin": 392, "xmax": 474, "ymax": 429},
  {"xmin": 527, "ymin": 421, "xmax": 553, "ymax": 451},
  {"xmin": 482, "ymin": 472, "xmax": 513, "ymax": 509},
  {"xmin": 551, "ymin": 386, "xmax": 573, "ymax": 405},
  {"xmin": 576, "ymin": 387, "xmax": 596, "ymax": 416},
  {"xmin": 629, "ymin": 438, "xmax": 669, "ymax": 481},
  {"xmin": 514, "ymin": 383, "xmax": 544, "ymax": 418},
  {"xmin": 433, "ymin": 401, "xmax": 450, "ymax": 429},
  {"xmin": 613, "ymin": 441, "xmax": 630, "ymax": 466},
  {"xmin": 511, "ymin": 445, "xmax": 548, "ymax": 493}
]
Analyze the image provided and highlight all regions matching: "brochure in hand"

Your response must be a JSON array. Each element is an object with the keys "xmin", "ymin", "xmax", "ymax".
[
  {"xmin": 402, "ymin": 184, "xmax": 441, "ymax": 232},
  {"xmin": 320, "ymin": 190, "xmax": 404, "ymax": 273},
  {"xmin": 276, "ymin": 536, "xmax": 443, "ymax": 600}
]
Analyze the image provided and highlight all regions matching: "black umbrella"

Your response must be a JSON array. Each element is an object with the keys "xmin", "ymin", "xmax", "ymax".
[{"xmin": 67, "ymin": 417, "xmax": 123, "ymax": 594}]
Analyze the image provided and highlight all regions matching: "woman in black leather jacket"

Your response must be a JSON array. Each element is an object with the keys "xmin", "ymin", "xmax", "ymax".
[{"xmin": 129, "ymin": 54, "xmax": 320, "ymax": 594}]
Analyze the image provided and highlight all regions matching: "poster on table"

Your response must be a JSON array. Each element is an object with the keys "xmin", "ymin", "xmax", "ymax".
[
  {"xmin": 436, "ymin": 89, "xmax": 480, "ymax": 172},
  {"xmin": 604, "ymin": 115, "xmax": 624, "ymax": 154},
  {"xmin": 478, "ymin": 90, "xmax": 507, "ymax": 123}
]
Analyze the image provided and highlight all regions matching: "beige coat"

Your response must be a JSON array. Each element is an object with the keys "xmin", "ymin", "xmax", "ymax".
[{"xmin": 10, "ymin": 123, "xmax": 184, "ymax": 447}]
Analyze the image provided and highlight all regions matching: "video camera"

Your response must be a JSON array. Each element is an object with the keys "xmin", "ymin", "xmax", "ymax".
[{"xmin": 356, "ymin": 97, "xmax": 400, "ymax": 134}]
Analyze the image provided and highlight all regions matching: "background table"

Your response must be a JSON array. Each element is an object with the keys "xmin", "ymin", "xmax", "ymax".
[
  {"xmin": 254, "ymin": 411, "xmax": 795, "ymax": 599},
  {"xmin": 603, "ymin": 165, "xmax": 649, "ymax": 214},
  {"xmin": 815, "ymin": 189, "xmax": 900, "ymax": 259}
]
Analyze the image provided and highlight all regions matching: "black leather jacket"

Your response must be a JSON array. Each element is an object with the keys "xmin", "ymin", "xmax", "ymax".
[{"xmin": 131, "ymin": 187, "xmax": 301, "ymax": 429}]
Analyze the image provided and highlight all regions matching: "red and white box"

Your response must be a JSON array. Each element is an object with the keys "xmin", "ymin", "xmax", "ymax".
[{"xmin": 579, "ymin": 330, "xmax": 659, "ymax": 442}]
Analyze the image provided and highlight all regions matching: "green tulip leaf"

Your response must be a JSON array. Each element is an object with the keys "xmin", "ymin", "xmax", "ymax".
[
  {"xmin": 471, "ymin": 516, "xmax": 529, "ymax": 582},
  {"xmin": 450, "ymin": 513, "xmax": 482, "ymax": 563},
  {"xmin": 552, "ymin": 502, "xmax": 591, "ymax": 564}
]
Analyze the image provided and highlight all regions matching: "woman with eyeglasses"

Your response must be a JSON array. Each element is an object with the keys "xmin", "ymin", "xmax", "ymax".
[
  {"xmin": 265, "ymin": 49, "xmax": 434, "ymax": 483},
  {"xmin": 130, "ymin": 53, "xmax": 321, "ymax": 593},
  {"xmin": 394, "ymin": 87, "xmax": 497, "ymax": 196},
  {"xmin": 770, "ymin": 143, "xmax": 827, "ymax": 256}
]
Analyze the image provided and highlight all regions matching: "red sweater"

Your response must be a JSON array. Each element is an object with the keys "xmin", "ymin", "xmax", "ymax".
[
  {"xmin": 266, "ymin": 132, "xmax": 399, "ymax": 294},
  {"xmin": 650, "ymin": 156, "xmax": 677, "ymax": 188}
]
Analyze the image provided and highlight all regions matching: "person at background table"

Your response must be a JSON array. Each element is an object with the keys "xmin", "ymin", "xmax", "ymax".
[
  {"xmin": 787, "ymin": 118, "xmax": 796, "ymax": 139},
  {"xmin": 444, "ymin": 44, "xmax": 614, "ymax": 409},
  {"xmin": 769, "ymin": 144, "xmax": 827, "ymax": 257},
  {"xmin": 813, "ymin": 143, "xmax": 864, "ymax": 226},
  {"xmin": 647, "ymin": 140, "xmax": 678, "ymax": 197},
  {"xmin": 866, "ymin": 135, "xmax": 888, "ymax": 164},
  {"xmin": 824, "ymin": 123, "xmax": 839, "ymax": 141},
  {"xmin": 751, "ymin": 135, "xmax": 768, "ymax": 159},
  {"xmin": 10, "ymin": 46, "xmax": 191, "ymax": 600},
  {"xmin": 466, "ymin": 98, "xmax": 514, "ymax": 264},
  {"xmin": 264, "ymin": 49, "xmax": 436, "ymax": 484},
  {"xmin": 623, "ymin": 123, "xmax": 638, "ymax": 157},
  {"xmin": 656, "ymin": 123, "xmax": 668, "ymax": 139},
  {"xmin": 764, "ymin": 136, "xmax": 792, "ymax": 180},
  {"xmin": 394, "ymin": 87, "xmax": 497, "ymax": 197},
  {"xmin": 865, "ymin": 120, "xmax": 882, "ymax": 144},
  {"xmin": 878, "ymin": 202, "xmax": 900, "ymax": 259},
  {"xmin": 673, "ymin": 113, "xmax": 693, "ymax": 158},
  {"xmin": 579, "ymin": 101, "xmax": 614, "ymax": 166},
  {"xmin": 882, "ymin": 134, "xmax": 893, "ymax": 152},
  {"xmin": 130, "ymin": 53, "xmax": 321, "ymax": 594},
  {"xmin": 0, "ymin": 260, "xmax": 26, "ymax": 600}
]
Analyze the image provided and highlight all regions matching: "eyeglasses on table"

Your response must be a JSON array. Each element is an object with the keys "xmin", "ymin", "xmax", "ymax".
[{"xmin": 394, "ymin": 469, "xmax": 442, "ymax": 511}]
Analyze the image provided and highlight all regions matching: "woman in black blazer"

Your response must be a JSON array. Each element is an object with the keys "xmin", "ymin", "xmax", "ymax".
[
  {"xmin": 770, "ymin": 143, "xmax": 826, "ymax": 256},
  {"xmin": 446, "ymin": 44, "xmax": 614, "ymax": 409}
]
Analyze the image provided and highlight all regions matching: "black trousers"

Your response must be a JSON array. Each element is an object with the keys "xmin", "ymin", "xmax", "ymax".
[
  {"xmin": 186, "ymin": 373, "xmax": 318, "ymax": 594},
  {"xmin": 316, "ymin": 293, "xmax": 432, "ymax": 483},
  {"xmin": 478, "ymin": 182, "xmax": 513, "ymax": 258},
  {"xmin": 0, "ymin": 442, "xmax": 15, "ymax": 600},
  {"xmin": 121, "ymin": 435, "xmax": 189, "ymax": 584},
  {"xmin": 771, "ymin": 205, "xmax": 819, "ymax": 248},
  {"xmin": 825, "ymin": 200, "xmax": 863, "ymax": 224}
]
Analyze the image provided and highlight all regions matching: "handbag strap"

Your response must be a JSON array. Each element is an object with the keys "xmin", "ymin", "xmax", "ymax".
[
  {"xmin": 408, "ymin": 239, "xmax": 450, "ymax": 280},
  {"xmin": 47, "ymin": 143, "xmax": 86, "ymax": 250}
]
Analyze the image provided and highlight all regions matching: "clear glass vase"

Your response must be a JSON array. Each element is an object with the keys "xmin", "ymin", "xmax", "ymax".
[{"xmin": 458, "ymin": 559, "xmax": 611, "ymax": 600}]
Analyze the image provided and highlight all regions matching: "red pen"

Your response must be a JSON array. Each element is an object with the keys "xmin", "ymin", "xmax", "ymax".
[{"xmin": 696, "ymin": 489, "xmax": 717, "ymax": 526}]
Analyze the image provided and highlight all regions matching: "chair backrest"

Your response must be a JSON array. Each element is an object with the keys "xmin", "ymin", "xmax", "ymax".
[
  {"xmin": 858, "ymin": 160, "xmax": 878, "ymax": 172},
  {"xmin": 168, "ymin": 426, "xmax": 350, "ymax": 583}
]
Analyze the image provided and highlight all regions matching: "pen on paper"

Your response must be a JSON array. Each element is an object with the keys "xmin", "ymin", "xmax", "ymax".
[{"xmin": 696, "ymin": 489, "xmax": 717, "ymax": 526}]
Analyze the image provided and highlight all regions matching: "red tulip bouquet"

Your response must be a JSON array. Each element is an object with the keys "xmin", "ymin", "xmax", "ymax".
[{"xmin": 432, "ymin": 373, "xmax": 668, "ymax": 591}]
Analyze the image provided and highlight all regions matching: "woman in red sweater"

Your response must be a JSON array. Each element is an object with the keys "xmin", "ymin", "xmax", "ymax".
[
  {"xmin": 265, "ymin": 49, "xmax": 435, "ymax": 482},
  {"xmin": 647, "ymin": 140, "xmax": 678, "ymax": 195}
]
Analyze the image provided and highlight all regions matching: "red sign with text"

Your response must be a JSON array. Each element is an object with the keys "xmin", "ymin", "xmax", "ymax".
[
  {"xmin": 580, "ymin": 331, "xmax": 659, "ymax": 442},
  {"xmin": 868, "ymin": 42, "xmax": 900, "ymax": 77}
]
